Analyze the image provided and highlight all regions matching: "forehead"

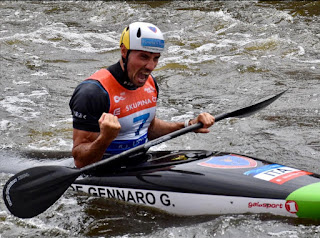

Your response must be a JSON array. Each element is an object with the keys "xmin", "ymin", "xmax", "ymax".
[{"xmin": 132, "ymin": 50, "xmax": 161, "ymax": 57}]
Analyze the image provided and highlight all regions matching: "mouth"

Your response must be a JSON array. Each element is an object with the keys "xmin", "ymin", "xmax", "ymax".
[{"xmin": 136, "ymin": 72, "xmax": 149, "ymax": 84}]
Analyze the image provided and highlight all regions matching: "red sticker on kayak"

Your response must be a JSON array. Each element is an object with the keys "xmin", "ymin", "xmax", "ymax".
[
  {"xmin": 198, "ymin": 154, "xmax": 257, "ymax": 169},
  {"xmin": 285, "ymin": 200, "xmax": 299, "ymax": 214}
]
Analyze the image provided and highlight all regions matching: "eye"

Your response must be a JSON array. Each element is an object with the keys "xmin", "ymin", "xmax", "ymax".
[{"xmin": 140, "ymin": 54, "xmax": 149, "ymax": 60}]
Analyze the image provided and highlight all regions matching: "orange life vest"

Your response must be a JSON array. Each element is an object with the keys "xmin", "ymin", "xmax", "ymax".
[{"xmin": 87, "ymin": 69, "xmax": 158, "ymax": 154}]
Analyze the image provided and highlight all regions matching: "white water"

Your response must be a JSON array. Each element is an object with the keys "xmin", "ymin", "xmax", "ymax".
[{"xmin": 0, "ymin": 1, "xmax": 319, "ymax": 237}]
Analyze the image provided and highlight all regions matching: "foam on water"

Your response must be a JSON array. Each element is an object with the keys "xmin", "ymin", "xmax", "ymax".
[
  {"xmin": 162, "ymin": 27, "xmax": 305, "ymax": 72},
  {"xmin": 0, "ymin": 120, "xmax": 11, "ymax": 131},
  {"xmin": 12, "ymin": 80, "xmax": 30, "ymax": 85},
  {"xmin": 30, "ymin": 71, "xmax": 48, "ymax": 76},
  {"xmin": 0, "ymin": 89, "xmax": 49, "ymax": 119},
  {"xmin": 0, "ymin": 23, "xmax": 119, "ymax": 54},
  {"xmin": 0, "ymin": 96, "xmax": 36, "ymax": 119},
  {"xmin": 26, "ymin": 137, "xmax": 72, "ymax": 151}
]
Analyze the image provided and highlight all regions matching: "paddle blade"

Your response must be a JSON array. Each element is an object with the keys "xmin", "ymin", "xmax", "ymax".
[
  {"xmin": 215, "ymin": 89, "xmax": 287, "ymax": 122},
  {"xmin": 3, "ymin": 166, "xmax": 80, "ymax": 218}
]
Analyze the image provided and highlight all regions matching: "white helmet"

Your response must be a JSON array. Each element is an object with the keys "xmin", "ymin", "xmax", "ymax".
[{"xmin": 119, "ymin": 22, "xmax": 165, "ymax": 53}]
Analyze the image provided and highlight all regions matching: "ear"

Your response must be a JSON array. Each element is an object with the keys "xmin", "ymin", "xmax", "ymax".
[{"xmin": 120, "ymin": 44, "xmax": 128, "ymax": 59}]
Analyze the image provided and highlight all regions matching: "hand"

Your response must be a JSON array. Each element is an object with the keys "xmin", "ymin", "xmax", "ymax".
[
  {"xmin": 98, "ymin": 113, "xmax": 121, "ymax": 141},
  {"xmin": 190, "ymin": 112, "xmax": 215, "ymax": 133}
]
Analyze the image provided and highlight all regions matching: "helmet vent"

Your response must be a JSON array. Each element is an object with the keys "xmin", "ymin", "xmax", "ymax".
[{"xmin": 137, "ymin": 28, "xmax": 141, "ymax": 38}]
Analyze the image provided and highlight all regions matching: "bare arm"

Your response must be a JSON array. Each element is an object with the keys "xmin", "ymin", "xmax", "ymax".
[
  {"xmin": 148, "ymin": 112, "xmax": 215, "ymax": 141},
  {"xmin": 147, "ymin": 117, "xmax": 184, "ymax": 140},
  {"xmin": 72, "ymin": 113, "xmax": 121, "ymax": 168}
]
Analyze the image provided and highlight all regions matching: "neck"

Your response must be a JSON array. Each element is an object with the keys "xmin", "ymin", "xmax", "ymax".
[{"xmin": 120, "ymin": 58, "xmax": 125, "ymax": 71}]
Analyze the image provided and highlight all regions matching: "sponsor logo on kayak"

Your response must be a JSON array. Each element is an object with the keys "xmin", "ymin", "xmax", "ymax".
[
  {"xmin": 244, "ymin": 164, "xmax": 312, "ymax": 184},
  {"xmin": 248, "ymin": 202, "xmax": 283, "ymax": 209},
  {"xmin": 70, "ymin": 185, "xmax": 174, "ymax": 207},
  {"xmin": 285, "ymin": 200, "xmax": 299, "ymax": 214},
  {"xmin": 198, "ymin": 154, "xmax": 257, "ymax": 169}
]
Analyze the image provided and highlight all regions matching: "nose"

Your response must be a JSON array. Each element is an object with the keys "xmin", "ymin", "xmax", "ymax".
[{"xmin": 145, "ymin": 58, "xmax": 157, "ymax": 72}]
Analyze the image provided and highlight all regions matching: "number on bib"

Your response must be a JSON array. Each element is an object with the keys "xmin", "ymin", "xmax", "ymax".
[{"xmin": 133, "ymin": 113, "xmax": 150, "ymax": 136}]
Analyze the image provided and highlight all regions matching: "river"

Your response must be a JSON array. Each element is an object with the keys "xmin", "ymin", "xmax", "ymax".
[{"xmin": 0, "ymin": 1, "xmax": 319, "ymax": 237}]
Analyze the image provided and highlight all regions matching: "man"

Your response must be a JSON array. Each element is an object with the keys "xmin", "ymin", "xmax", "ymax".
[{"xmin": 69, "ymin": 22, "xmax": 215, "ymax": 168}]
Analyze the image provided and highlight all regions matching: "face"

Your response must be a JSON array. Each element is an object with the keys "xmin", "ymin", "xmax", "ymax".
[{"xmin": 122, "ymin": 48, "xmax": 160, "ymax": 87}]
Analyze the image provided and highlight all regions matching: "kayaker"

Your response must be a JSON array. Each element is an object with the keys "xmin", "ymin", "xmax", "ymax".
[{"xmin": 69, "ymin": 22, "xmax": 215, "ymax": 168}]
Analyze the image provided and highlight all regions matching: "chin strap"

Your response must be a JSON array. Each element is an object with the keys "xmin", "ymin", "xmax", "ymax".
[
  {"xmin": 122, "ymin": 50, "xmax": 134, "ymax": 86},
  {"xmin": 122, "ymin": 50, "xmax": 131, "ymax": 77}
]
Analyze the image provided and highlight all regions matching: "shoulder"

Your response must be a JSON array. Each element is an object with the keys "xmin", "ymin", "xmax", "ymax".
[
  {"xmin": 69, "ymin": 80, "xmax": 110, "ymax": 115},
  {"xmin": 69, "ymin": 80, "xmax": 110, "ymax": 132},
  {"xmin": 75, "ymin": 80, "xmax": 108, "ymax": 95}
]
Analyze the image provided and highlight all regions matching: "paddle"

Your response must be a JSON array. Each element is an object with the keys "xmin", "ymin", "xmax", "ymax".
[{"xmin": 3, "ymin": 90, "xmax": 287, "ymax": 218}]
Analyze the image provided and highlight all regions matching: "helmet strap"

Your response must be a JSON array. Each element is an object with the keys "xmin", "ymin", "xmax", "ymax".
[{"xmin": 122, "ymin": 50, "xmax": 133, "ymax": 86}]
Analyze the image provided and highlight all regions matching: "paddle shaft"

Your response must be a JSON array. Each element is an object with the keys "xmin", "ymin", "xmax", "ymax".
[{"xmin": 81, "ymin": 89, "xmax": 287, "ymax": 174}]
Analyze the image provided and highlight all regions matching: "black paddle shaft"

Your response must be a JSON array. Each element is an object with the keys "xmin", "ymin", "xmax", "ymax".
[{"xmin": 2, "ymin": 89, "xmax": 287, "ymax": 218}]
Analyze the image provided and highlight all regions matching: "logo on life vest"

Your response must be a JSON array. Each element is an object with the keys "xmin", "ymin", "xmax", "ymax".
[
  {"xmin": 144, "ymin": 87, "xmax": 156, "ymax": 93},
  {"xmin": 113, "ymin": 108, "xmax": 120, "ymax": 116},
  {"xmin": 125, "ymin": 96, "xmax": 157, "ymax": 112},
  {"xmin": 114, "ymin": 92, "xmax": 126, "ymax": 103}
]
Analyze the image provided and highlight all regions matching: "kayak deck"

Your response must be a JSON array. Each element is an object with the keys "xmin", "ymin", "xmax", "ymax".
[{"xmin": 71, "ymin": 150, "xmax": 320, "ymax": 220}]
